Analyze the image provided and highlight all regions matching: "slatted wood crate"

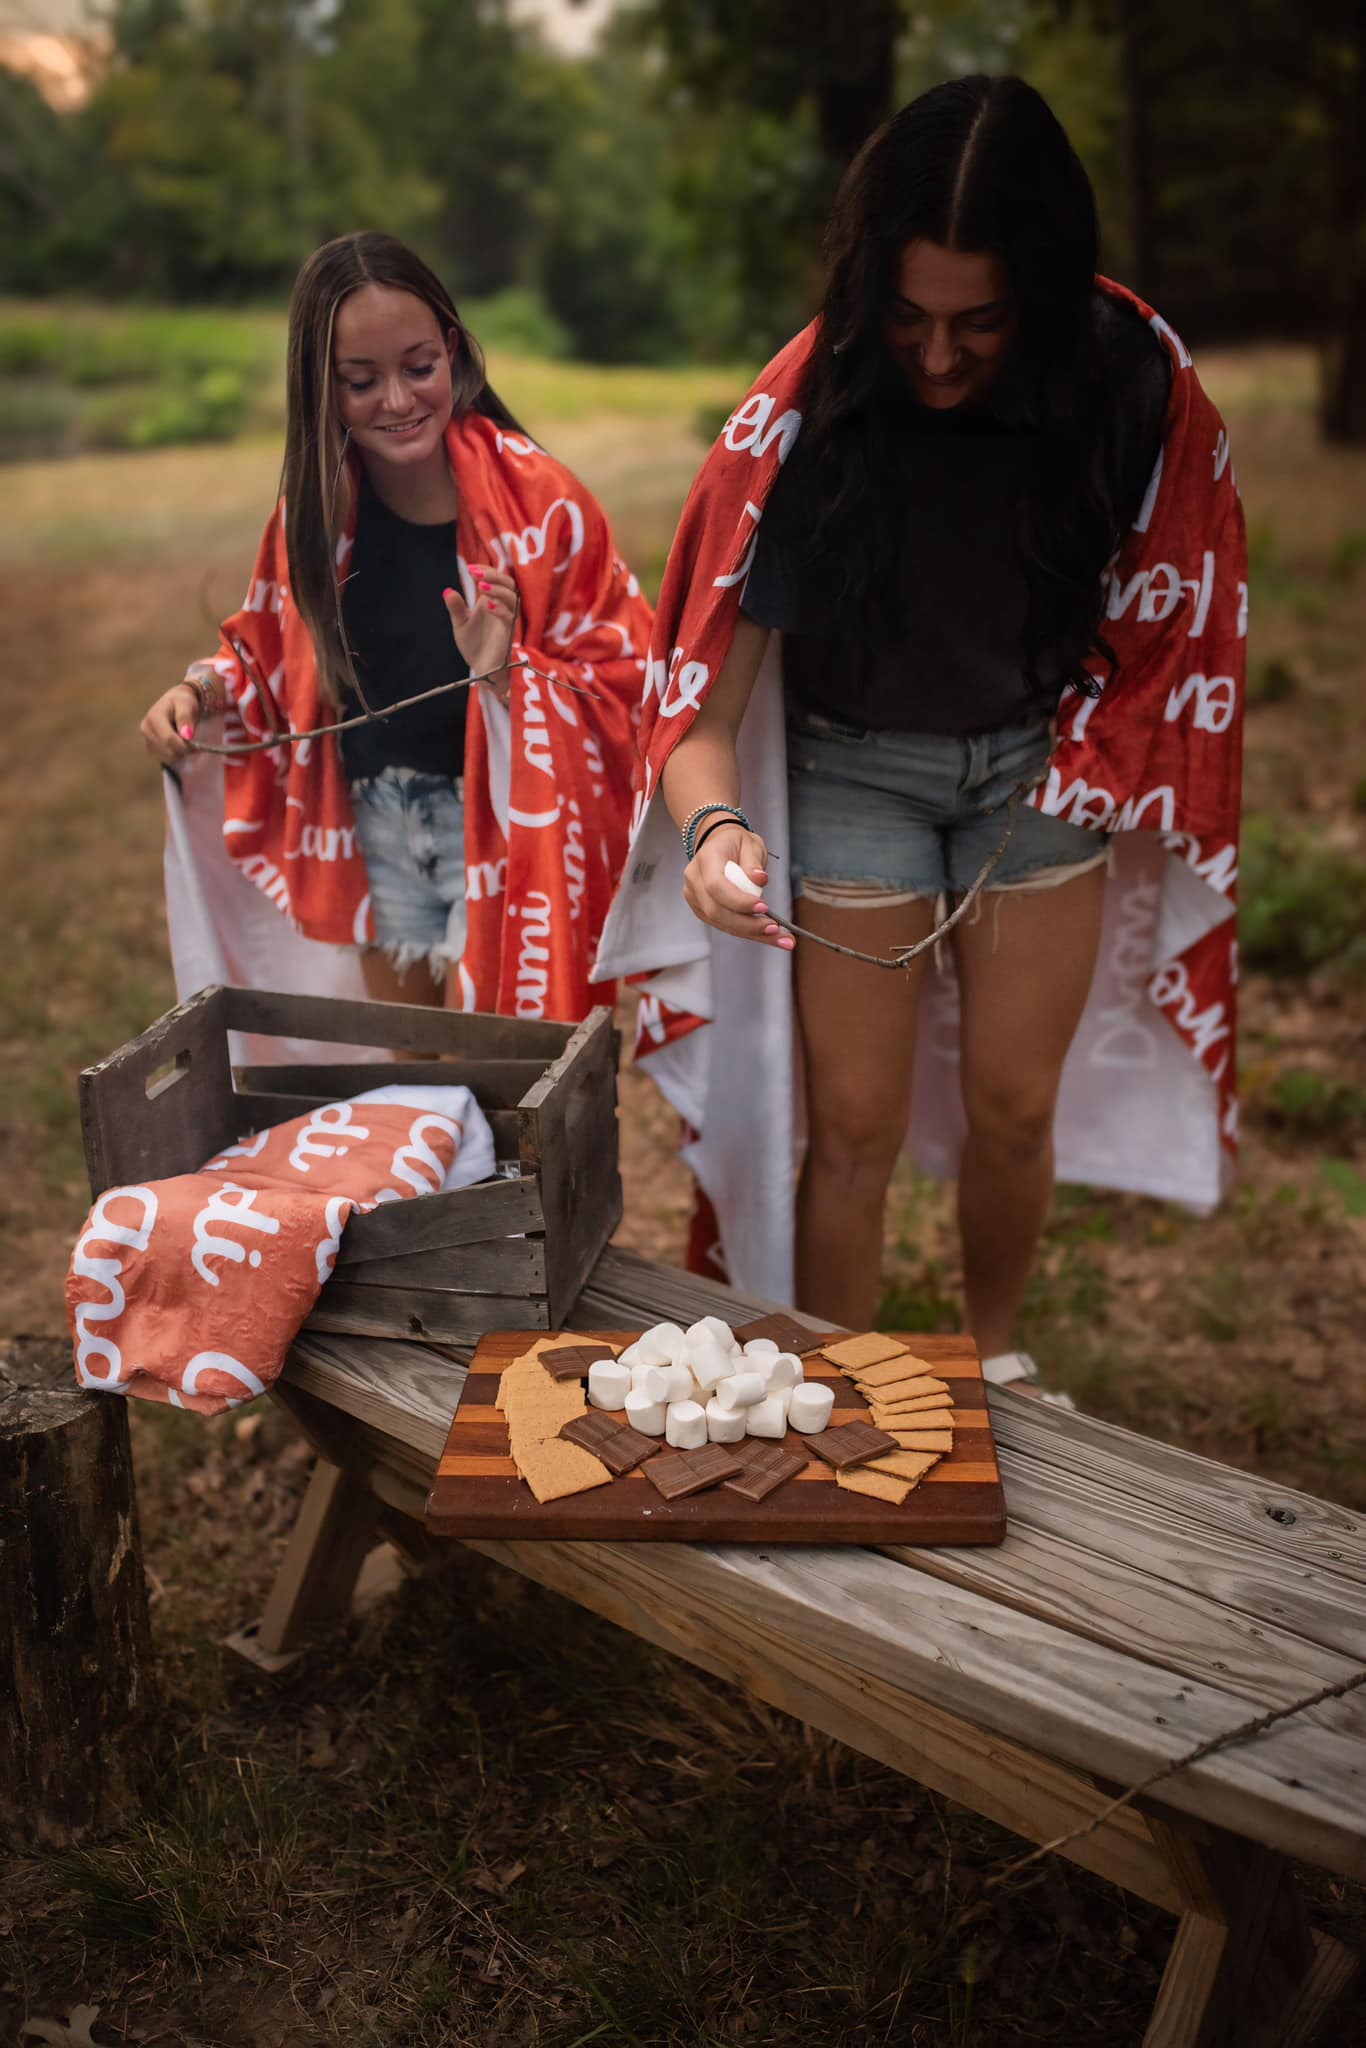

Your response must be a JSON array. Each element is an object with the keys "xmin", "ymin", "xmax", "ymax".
[{"xmin": 78, "ymin": 985, "xmax": 622, "ymax": 1344}]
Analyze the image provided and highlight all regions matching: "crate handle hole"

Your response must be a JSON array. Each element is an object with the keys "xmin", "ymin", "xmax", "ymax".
[{"xmin": 145, "ymin": 1051, "xmax": 192, "ymax": 1100}]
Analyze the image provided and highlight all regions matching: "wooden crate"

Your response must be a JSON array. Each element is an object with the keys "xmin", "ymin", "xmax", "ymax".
[{"xmin": 78, "ymin": 986, "xmax": 622, "ymax": 1343}]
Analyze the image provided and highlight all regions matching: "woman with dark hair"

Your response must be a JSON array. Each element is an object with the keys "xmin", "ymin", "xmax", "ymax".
[
  {"xmin": 598, "ymin": 77, "xmax": 1246, "ymax": 1398},
  {"xmin": 140, "ymin": 231, "xmax": 650, "ymax": 1021}
]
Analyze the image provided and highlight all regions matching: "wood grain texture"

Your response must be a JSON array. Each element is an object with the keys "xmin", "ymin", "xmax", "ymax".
[
  {"xmin": 237, "ymin": 1058, "xmax": 549, "ymax": 1110},
  {"xmin": 79, "ymin": 984, "xmax": 237, "ymax": 1194},
  {"xmin": 221, "ymin": 987, "xmax": 575, "ymax": 1061},
  {"xmin": 426, "ymin": 1330, "xmax": 1005, "ymax": 1545}
]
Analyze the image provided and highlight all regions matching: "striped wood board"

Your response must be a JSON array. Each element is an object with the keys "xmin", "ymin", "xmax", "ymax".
[{"xmin": 426, "ymin": 1331, "xmax": 1005, "ymax": 1544}]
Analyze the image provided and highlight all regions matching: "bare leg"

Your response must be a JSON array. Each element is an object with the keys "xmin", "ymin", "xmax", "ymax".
[
  {"xmin": 793, "ymin": 894, "xmax": 936, "ymax": 1328},
  {"xmin": 359, "ymin": 949, "xmax": 443, "ymax": 1009},
  {"xmin": 952, "ymin": 865, "xmax": 1107, "ymax": 1364}
]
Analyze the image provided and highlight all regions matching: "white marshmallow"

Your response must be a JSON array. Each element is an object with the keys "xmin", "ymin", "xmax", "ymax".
[
  {"xmin": 689, "ymin": 1340, "xmax": 732, "ymax": 1394},
  {"xmin": 624, "ymin": 1389, "xmax": 668, "ymax": 1436},
  {"xmin": 716, "ymin": 1370, "xmax": 766, "ymax": 1411},
  {"xmin": 685, "ymin": 1317, "xmax": 734, "ymax": 1353},
  {"xmin": 762, "ymin": 1352, "xmax": 802, "ymax": 1394},
  {"xmin": 665, "ymin": 1399, "xmax": 707, "ymax": 1449},
  {"xmin": 587, "ymin": 1360, "xmax": 631, "ymax": 1411},
  {"xmin": 746, "ymin": 1391, "xmax": 791, "ymax": 1438},
  {"xmin": 788, "ymin": 1382, "xmax": 836, "ymax": 1433},
  {"xmin": 724, "ymin": 858, "xmax": 763, "ymax": 898},
  {"xmin": 630, "ymin": 1361, "xmax": 672, "ymax": 1403},
  {"xmin": 662, "ymin": 1362, "xmax": 695, "ymax": 1404},
  {"xmin": 743, "ymin": 1338, "xmax": 780, "ymax": 1360},
  {"xmin": 705, "ymin": 1398, "xmax": 747, "ymax": 1443},
  {"xmin": 636, "ymin": 1321, "xmax": 686, "ymax": 1367}
]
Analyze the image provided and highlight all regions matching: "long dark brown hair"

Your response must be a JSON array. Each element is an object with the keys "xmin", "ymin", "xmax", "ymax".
[
  {"xmin": 282, "ymin": 230, "xmax": 524, "ymax": 704},
  {"xmin": 795, "ymin": 75, "xmax": 1123, "ymax": 705}
]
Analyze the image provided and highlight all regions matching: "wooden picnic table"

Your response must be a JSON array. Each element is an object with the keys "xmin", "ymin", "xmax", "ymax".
[{"xmin": 261, "ymin": 1244, "xmax": 1365, "ymax": 2047}]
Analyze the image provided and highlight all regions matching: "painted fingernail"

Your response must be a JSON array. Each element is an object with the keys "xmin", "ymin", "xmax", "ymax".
[
  {"xmin": 179, "ymin": 724, "xmax": 194, "ymax": 740},
  {"xmin": 779, "ymin": 935, "xmax": 796, "ymax": 951},
  {"xmin": 442, "ymin": 586, "xmax": 456, "ymax": 601},
  {"xmin": 763, "ymin": 924, "xmax": 779, "ymax": 936}
]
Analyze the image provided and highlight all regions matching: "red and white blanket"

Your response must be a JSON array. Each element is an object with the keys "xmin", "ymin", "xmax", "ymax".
[
  {"xmin": 594, "ymin": 282, "xmax": 1247, "ymax": 1300},
  {"xmin": 66, "ymin": 1085, "xmax": 494, "ymax": 1414},
  {"xmin": 165, "ymin": 414, "xmax": 653, "ymax": 1048}
]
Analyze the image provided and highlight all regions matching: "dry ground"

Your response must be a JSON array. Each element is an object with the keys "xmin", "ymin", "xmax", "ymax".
[{"xmin": 2, "ymin": 348, "xmax": 1365, "ymax": 2045}]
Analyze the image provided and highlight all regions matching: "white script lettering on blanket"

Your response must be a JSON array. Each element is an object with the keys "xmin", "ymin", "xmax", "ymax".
[
  {"xmin": 375, "ymin": 1114, "xmax": 461, "ymax": 1203},
  {"xmin": 191, "ymin": 1182, "xmax": 282, "ymax": 1286},
  {"xmin": 1105, "ymin": 550, "xmax": 1215, "ymax": 636},
  {"xmin": 723, "ymin": 393, "xmax": 801, "ymax": 464},
  {"xmin": 289, "ymin": 1102, "xmax": 370, "ymax": 1174},
  {"xmin": 71, "ymin": 1186, "xmax": 160, "ymax": 1387},
  {"xmin": 513, "ymin": 889, "xmax": 554, "ymax": 1018}
]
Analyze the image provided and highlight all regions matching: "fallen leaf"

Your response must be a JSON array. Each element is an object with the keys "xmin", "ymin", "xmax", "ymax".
[
  {"xmin": 497, "ymin": 1858, "xmax": 526, "ymax": 1888},
  {"xmin": 21, "ymin": 2006, "xmax": 103, "ymax": 2047}
]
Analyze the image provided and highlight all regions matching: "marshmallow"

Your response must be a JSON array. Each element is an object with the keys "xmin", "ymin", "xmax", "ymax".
[
  {"xmin": 705, "ymin": 1398, "xmax": 747, "ymax": 1443},
  {"xmin": 762, "ymin": 1352, "xmax": 803, "ymax": 1394},
  {"xmin": 746, "ymin": 1391, "xmax": 791, "ymax": 1438},
  {"xmin": 686, "ymin": 1317, "xmax": 734, "ymax": 1353},
  {"xmin": 689, "ymin": 1340, "xmax": 732, "ymax": 1394},
  {"xmin": 716, "ymin": 1370, "xmax": 766, "ymax": 1411},
  {"xmin": 587, "ymin": 1359, "xmax": 631, "ymax": 1410},
  {"xmin": 724, "ymin": 858, "xmax": 763, "ymax": 898},
  {"xmin": 788, "ymin": 1382, "xmax": 836, "ymax": 1433},
  {"xmin": 665, "ymin": 1399, "xmax": 707, "ymax": 1449},
  {"xmin": 630, "ymin": 1361, "xmax": 672, "ymax": 1403},
  {"xmin": 662, "ymin": 1362, "xmax": 695, "ymax": 1404},
  {"xmin": 742, "ymin": 1338, "xmax": 780, "ymax": 1359},
  {"xmin": 637, "ymin": 1322, "xmax": 686, "ymax": 1367},
  {"xmin": 625, "ymin": 1389, "xmax": 668, "ymax": 1436}
]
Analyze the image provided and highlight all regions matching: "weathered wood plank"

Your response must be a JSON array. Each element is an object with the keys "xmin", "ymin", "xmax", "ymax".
[
  {"xmin": 458, "ymin": 1537, "xmax": 1366, "ymax": 1878},
  {"xmin": 222, "ymin": 988, "xmax": 574, "ymax": 1061},
  {"xmin": 237, "ymin": 1059, "xmax": 549, "ymax": 1110},
  {"xmin": 337, "ymin": 1236, "xmax": 547, "ymax": 1297},
  {"xmin": 305, "ymin": 1286, "xmax": 547, "ymax": 1345},
  {"xmin": 286, "ymin": 1329, "xmax": 468, "ymax": 1451},
  {"xmin": 337, "ymin": 1173, "xmax": 545, "ymax": 1264},
  {"xmin": 80, "ymin": 984, "xmax": 238, "ymax": 1192},
  {"xmin": 520, "ymin": 1009, "xmax": 623, "ymax": 1321}
]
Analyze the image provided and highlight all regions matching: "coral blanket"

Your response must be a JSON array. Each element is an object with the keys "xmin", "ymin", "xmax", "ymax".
[
  {"xmin": 594, "ymin": 282, "xmax": 1247, "ymax": 1301},
  {"xmin": 66, "ymin": 1086, "xmax": 494, "ymax": 1415},
  {"xmin": 169, "ymin": 413, "xmax": 652, "ymax": 1038}
]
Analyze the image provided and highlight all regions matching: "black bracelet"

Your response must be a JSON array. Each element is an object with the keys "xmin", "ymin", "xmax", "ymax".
[
  {"xmin": 683, "ymin": 803, "xmax": 750, "ymax": 861},
  {"xmin": 692, "ymin": 813, "xmax": 751, "ymax": 859}
]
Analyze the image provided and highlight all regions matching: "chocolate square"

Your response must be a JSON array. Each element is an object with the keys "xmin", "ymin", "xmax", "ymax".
[
  {"xmin": 559, "ymin": 1412, "xmax": 659, "ymax": 1474},
  {"xmin": 732, "ymin": 1312, "xmax": 835, "ymax": 1356},
  {"xmin": 541, "ymin": 1342, "xmax": 616, "ymax": 1382},
  {"xmin": 802, "ymin": 1420, "xmax": 898, "ymax": 1469},
  {"xmin": 643, "ymin": 1445, "xmax": 745, "ymax": 1500},
  {"xmin": 722, "ymin": 1438, "xmax": 808, "ymax": 1502}
]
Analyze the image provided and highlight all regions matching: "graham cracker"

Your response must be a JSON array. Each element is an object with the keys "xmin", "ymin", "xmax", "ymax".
[
  {"xmin": 852, "ymin": 1369, "xmax": 948, "ymax": 1397},
  {"xmin": 514, "ymin": 1435, "xmax": 613, "ymax": 1504},
  {"xmin": 873, "ymin": 1391, "xmax": 953, "ymax": 1415},
  {"xmin": 835, "ymin": 1466, "xmax": 912, "ymax": 1504},
  {"xmin": 880, "ymin": 1432, "xmax": 953, "ymax": 1456},
  {"xmin": 846, "ymin": 1355, "xmax": 934, "ymax": 1390},
  {"xmin": 822, "ymin": 1332, "xmax": 909, "ymax": 1371},
  {"xmin": 503, "ymin": 1346, "xmax": 611, "ymax": 1503},
  {"xmin": 865, "ymin": 1449, "xmax": 943, "ymax": 1486}
]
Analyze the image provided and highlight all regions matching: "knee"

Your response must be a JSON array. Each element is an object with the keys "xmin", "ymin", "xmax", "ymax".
[
  {"xmin": 805, "ymin": 1089, "xmax": 906, "ymax": 1180},
  {"xmin": 963, "ymin": 1078, "xmax": 1057, "ymax": 1162}
]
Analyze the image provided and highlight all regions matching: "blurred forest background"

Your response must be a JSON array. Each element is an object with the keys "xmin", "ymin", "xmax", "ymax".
[
  {"xmin": 2, "ymin": 0, "xmax": 1364, "ymax": 443},
  {"xmin": 4, "ymin": 6, "xmax": 1366, "ymax": 2044}
]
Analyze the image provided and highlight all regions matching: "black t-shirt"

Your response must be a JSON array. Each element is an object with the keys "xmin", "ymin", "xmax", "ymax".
[
  {"xmin": 741, "ymin": 292, "xmax": 1172, "ymax": 737},
  {"xmin": 338, "ymin": 473, "xmax": 469, "ymax": 782}
]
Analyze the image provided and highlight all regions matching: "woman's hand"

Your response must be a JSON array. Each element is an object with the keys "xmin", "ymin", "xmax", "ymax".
[
  {"xmin": 684, "ymin": 821, "xmax": 793, "ymax": 951},
  {"xmin": 140, "ymin": 671, "xmax": 211, "ymax": 765},
  {"xmin": 444, "ymin": 567, "xmax": 518, "ymax": 705}
]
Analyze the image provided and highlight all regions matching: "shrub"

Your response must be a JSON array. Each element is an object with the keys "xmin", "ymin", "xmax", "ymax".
[
  {"xmin": 1257, "ymin": 1068, "xmax": 1366, "ymax": 1140},
  {"xmin": 466, "ymin": 288, "xmax": 571, "ymax": 362},
  {"xmin": 1240, "ymin": 816, "xmax": 1366, "ymax": 979}
]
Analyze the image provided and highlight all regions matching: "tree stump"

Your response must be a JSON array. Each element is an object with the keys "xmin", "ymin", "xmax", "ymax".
[{"xmin": 0, "ymin": 1336, "xmax": 154, "ymax": 1846}]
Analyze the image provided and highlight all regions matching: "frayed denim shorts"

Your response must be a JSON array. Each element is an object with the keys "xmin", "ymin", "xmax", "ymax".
[
  {"xmin": 349, "ymin": 767, "xmax": 467, "ymax": 977},
  {"xmin": 786, "ymin": 704, "xmax": 1108, "ymax": 906}
]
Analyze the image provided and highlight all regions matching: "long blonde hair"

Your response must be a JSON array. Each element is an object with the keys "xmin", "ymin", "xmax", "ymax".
[{"xmin": 281, "ymin": 231, "xmax": 523, "ymax": 704}]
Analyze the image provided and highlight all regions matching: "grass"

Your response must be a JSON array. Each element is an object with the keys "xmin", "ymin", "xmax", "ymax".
[{"xmin": 2, "ymin": 337, "xmax": 1366, "ymax": 2043}]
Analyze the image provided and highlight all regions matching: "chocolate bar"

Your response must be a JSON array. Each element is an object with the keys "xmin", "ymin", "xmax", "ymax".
[
  {"xmin": 802, "ymin": 1420, "xmax": 899, "ymax": 1469},
  {"xmin": 731, "ymin": 1312, "xmax": 834, "ymax": 1356},
  {"xmin": 722, "ymin": 1438, "xmax": 807, "ymax": 1502},
  {"xmin": 642, "ymin": 1445, "xmax": 745, "ymax": 1500},
  {"xmin": 559, "ymin": 1412, "xmax": 659, "ymax": 1474},
  {"xmin": 541, "ymin": 1342, "xmax": 616, "ymax": 1382}
]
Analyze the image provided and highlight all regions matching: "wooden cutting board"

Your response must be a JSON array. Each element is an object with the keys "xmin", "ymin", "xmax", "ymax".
[{"xmin": 426, "ymin": 1331, "xmax": 1005, "ymax": 1545}]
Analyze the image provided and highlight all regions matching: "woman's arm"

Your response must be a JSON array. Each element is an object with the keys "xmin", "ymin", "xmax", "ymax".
[{"xmin": 661, "ymin": 615, "xmax": 790, "ymax": 950}]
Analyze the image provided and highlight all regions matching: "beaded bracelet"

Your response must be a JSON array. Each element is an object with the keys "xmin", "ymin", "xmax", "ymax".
[
  {"xmin": 692, "ymin": 813, "xmax": 753, "ymax": 860},
  {"xmin": 682, "ymin": 802, "xmax": 750, "ymax": 863}
]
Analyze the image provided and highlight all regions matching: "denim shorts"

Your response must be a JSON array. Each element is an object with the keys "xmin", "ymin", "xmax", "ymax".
[
  {"xmin": 786, "ymin": 705, "xmax": 1108, "ymax": 903},
  {"xmin": 349, "ymin": 767, "xmax": 467, "ymax": 976}
]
